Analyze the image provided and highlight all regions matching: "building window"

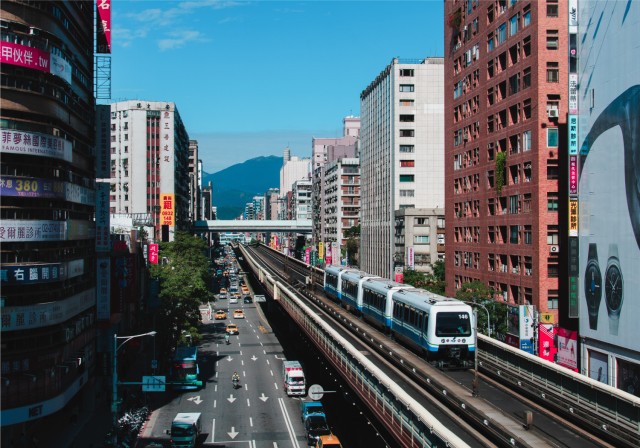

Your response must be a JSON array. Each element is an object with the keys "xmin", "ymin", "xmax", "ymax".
[
  {"xmin": 547, "ymin": 225, "xmax": 559, "ymax": 245},
  {"xmin": 399, "ymin": 114, "xmax": 415, "ymax": 122},
  {"xmin": 524, "ymin": 225, "xmax": 532, "ymax": 244},
  {"xmin": 523, "ymin": 130, "xmax": 532, "ymax": 151},
  {"xmin": 547, "ymin": 192, "xmax": 559, "ymax": 211},
  {"xmin": 523, "ymin": 7, "xmax": 531, "ymax": 27},
  {"xmin": 546, "ymin": 62, "xmax": 559, "ymax": 82},
  {"xmin": 509, "ymin": 14, "xmax": 519, "ymax": 36},
  {"xmin": 399, "ymin": 84, "xmax": 415, "ymax": 92},
  {"xmin": 497, "ymin": 23, "xmax": 507, "ymax": 45},
  {"xmin": 509, "ymin": 195, "xmax": 519, "ymax": 214},
  {"xmin": 400, "ymin": 189, "xmax": 415, "ymax": 197},
  {"xmin": 400, "ymin": 160, "xmax": 415, "ymax": 167},
  {"xmin": 399, "ymin": 145, "xmax": 415, "ymax": 153},
  {"xmin": 548, "ymin": 290, "xmax": 559, "ymax": 309},
  {"xmin": 399, "ymin": 174, "xmax": 415, "ymax": 182},
  {"xmin": 415, "ymin": 235, "xmax": 430, "ymax": 244},
  {"xmin": 415, "ymin": 217, "xmax": 428, "ymax": 225},
  {"xmin": 400, "ymin": 99, "xmax": 414, "ymax": 107},
  {"xmin": 547, "ymin": 0, "xmax": 559, "ymax": 17},
  {"xmin": 400, "ymin": 129, "xmax": 415, "ymax": 137},
  {"xmin": 400, "ymin": 69, "xmax": 414, "ymax": 77},
  {"xmin": 487, "ymin": 32, "xmax": 495, "ymax": 52},
  {"xmin": 548, "ymin": 260, "xmax": 559, "ymax": 278},
  {"xmin": 547, "ymin": 128, "xmax": 559, "ymax": 147},
  {"xmin": 523, "ymin": 67, "xmax": 531, "ymax": 89},
  {"xmin": 546, "ymin": 30, "xmax": 559, "ymax": 49},
  {"xmin": 510, "ymin": 225, "xmax": 519, "ymax": 244}
]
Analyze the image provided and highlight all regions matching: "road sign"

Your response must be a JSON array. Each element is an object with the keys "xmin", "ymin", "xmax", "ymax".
[
  {"xmin": 254, "ymin": 295, "xmax": 266, "ymax": 302},
  {"xmin": 142, "ymin": 375, "xmax": 166, "ymax": 392},
  {"xmin": 308, "ymin": 384, "xmax": 324, "ymax": 401}
]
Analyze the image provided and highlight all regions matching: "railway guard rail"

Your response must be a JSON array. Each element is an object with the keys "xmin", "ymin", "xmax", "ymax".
[
  {"xmin": 478, "ymin": 335, "xmax": 639, "ymax": 446},
  {"xmin": 240, "ymin": 245, "xmax": 471, "ymax": 448},
  {"xmin": 250, "ymin": 243, "xmax": 640, "ymax": 447}
]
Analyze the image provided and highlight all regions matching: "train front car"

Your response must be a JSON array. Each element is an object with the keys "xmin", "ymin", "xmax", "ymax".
[
  {"xmin": 323, "ymin": 265, "xmax": 345, "ymax": 302},
  {"xmin": 340, "ymin": 270, "xmax": 382, "ymax": 313},
  {"xmin": 430, "ymin": 298, "xmax": 474, "ymax": 369},
  {"xmin": 391, "ymin": 289, "xmax": 474, "ymax": 369}
]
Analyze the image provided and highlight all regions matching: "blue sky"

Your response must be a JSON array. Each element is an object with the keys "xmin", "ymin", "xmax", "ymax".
[{"xmin": 108, "ymin": 0, "xmax": 445, "ymax": 173}]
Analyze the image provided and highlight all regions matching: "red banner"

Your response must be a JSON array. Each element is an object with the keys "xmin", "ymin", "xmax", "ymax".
[
  {"xmin": 0, "ymin": 41, "xmax": 50, "ymax": 72},
  {"xmin": 149, "ymin": 244, "xmax": 158, "ymax": 264},
  {"xmin": 96, "ymin": 0, "xmax": 112, "ymax": 54}
]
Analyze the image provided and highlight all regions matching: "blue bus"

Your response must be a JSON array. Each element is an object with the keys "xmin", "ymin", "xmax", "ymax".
[{"xmin": 171, "ymin": 346, "xmax": 201, "ymax": 390}]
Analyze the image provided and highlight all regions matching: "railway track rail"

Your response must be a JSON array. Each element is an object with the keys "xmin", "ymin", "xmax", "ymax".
[{"xmin": 241, "ymin": 243, "xmax": 637, "ymax": 448}]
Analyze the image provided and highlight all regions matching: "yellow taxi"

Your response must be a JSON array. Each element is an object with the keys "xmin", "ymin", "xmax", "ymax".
[
  {"xmin": 241, "ymin": 285, "xmax": 250, "ymax": 295},
  {"xmin": 214, "ymin": 310, "xmax": 227, "ymax": 320},
  {"xmin": 225, "ymin": 323, "xmax": 239, "ymax": 335},
  {"xmin": 233, "ymin": 309, "xmax": 245, "ymax": 319}
]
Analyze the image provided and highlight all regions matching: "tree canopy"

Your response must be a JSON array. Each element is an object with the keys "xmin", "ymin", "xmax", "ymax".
[{"xmin": 150, "ymin": 232, "xmax": 213, "ymax": 348}]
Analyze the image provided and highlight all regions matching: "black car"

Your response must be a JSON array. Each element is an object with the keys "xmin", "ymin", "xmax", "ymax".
[
  {"xmin": 243, "ymin": 296, "xmax": 252, "ymax": 303},
  {"xmin": 304, "ymin": 415, "xmax": 331, "ymax": 445}
]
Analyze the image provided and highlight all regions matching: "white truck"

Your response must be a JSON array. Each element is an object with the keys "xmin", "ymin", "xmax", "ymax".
[{"xmin": 282, "ymin": 360, "xmax": 306, "ymax": 396}]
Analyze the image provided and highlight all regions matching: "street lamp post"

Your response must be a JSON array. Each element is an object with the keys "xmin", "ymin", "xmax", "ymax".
[
  {"xmin": 464, "ymin": 302, "xmax": 490, "ymax": 397},
  {"xmin": 112, "ymin": 331, "xmax": 157, "ymax": 432}
]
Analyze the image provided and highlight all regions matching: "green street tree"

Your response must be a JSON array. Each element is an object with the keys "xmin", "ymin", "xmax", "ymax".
[
  {"xmin": 455, "ymin": 280, "xmax": 508, "ymax": 337},
  {"xmin": 150, "ymin": 232, "xmax": 214, "ymax": 349},
  {"xmin": 402, "ymin": 266, "xmax": 446, "ymax": 296}
]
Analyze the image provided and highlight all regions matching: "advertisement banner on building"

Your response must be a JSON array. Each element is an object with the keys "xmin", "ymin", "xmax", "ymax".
[
  {"xmin": 95, "ymin": 183, "xmax": 110, "ymax": 252},
  {"xmin": 0, "ymin": 41, "xmax": 50, "ymax": 72},
  {"xmin": 325, "ymin": 245, "xmax": 332, "ymax": 266},
  {"xmin": 96, "ymin": 257, "xmax": 111, "ymax": 320},
  {"xmin": 1, "ymin": 260, "xmax": 84, "ymax": 285},
  {"xmin": 555, "ymin": 327, "xmax": 578, "ymax": 371},
  {"xmin": 395, "ymin": 273, "xmax": 404, "ymax": 283},
  {"xmin": 1, "ymin": 128, "xmax": 73, "ymax": 162},
  {"xmin": 148, "ymin": 244, "xmax": 159, "ymax": 264},
  {"xmin": 331, "ymin": 242, "xmax": 339, "ymax": 266},
  {"xmin": 160, "ymin": 193, "xmax": 175, "ymax": 226},
  {"xmin": 95, "ymin": 105, "xmax": 111, "ymax": 178},
  {"xmin": 538, "ymin": 323, "xmax": 556, "ymax": 362},
  {"xmin": 318, "ymin": 242, "xmax": 324, "ymax": 260},
  {"xmin": 0, "ymin": 220, "xmax": 66, "ymax": 242},
  {"xmin": 569, "ymin": 155, "xmax": 578, "ymax": 194},
  {"xmin": 519, "ymin": 305, "xmax": 535, "ymax": 354},
  {"xmin": 305, "ymin": 247, "xmax": 310, "ymax": 264},
  {"xmin": 96, "ymin": 0, "xmax": 112, "ymax": 54},
  {"xmin": 50, "ymin": 53, "xmax": 72, "ymax": 85},
  {"xmin": 407, "ymin": 246, "xmax": 414, "ymax": 270},
  {"xmin": 577, "ymin": 1, "xmax": 640, "ymax": 353},
  {"xmin": 569, "ymin": 199, "xmax": 579, "ymax": 236},
  {"xmin": 588, "ymin": 350, "xmax": 608, "ymax": 384}
]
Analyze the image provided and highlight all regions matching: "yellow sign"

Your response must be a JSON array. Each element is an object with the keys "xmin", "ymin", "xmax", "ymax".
[
  {"xmin": 318, "ymin": 242, "xmax": 324, "ymax": 259},
  {"xmin": 160, "ymin": 193, "xmax": 175, "ymax": 226},
  {"xmin": 539, "ymin": 313, "xmax": 556, "ymax": 324},
  {"xmin": 569, "ymin": 199, "xmax": 578, "ymax": 237}
]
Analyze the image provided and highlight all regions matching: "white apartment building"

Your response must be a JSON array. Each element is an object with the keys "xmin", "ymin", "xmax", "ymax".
[
  {"xmin": 279, "ymin": 149, "xmax": 311, "ymax": 219},
  {"xmin": 311, "ymin": 117, "xmax": 360, "ymax": 252},
  {"xmin": 292, "ymin": 179, "xmax": 312, "ymax": 221},
  {"xmin": 109, "ymin": 100, "xmax": 191, "ymax": 242},
  {"xmin": 323, "ymin": 157, "xmax": 360, "ymax": 253},
  {"xmin": 394, "ymin": 208, "xmax": 445, "ymax": 274},
  {"xmin": 360, "ymin": 58, "xmax": 445, "ymax": 278}
]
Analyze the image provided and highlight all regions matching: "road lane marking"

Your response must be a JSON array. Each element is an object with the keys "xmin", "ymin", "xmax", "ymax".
[
  {"xmin": 277, "ymin": 397, "xmax": 300, "ymax": 448},
  {"xmin": 211, "ymin": 418, "xmax": 216, "ymax": 442},
  {"xmin": 214, "ymin": 399, "xmax": 217, "ymax": 408},
  {"xmin": 266, "ymin": 359, "xmax": 270, "ymax": 365},
  {"xmin": 247, "ymin": 398, "xmax": 250, "ymax": 407},
  {"xmin": 270, "ymin": 369, "xmax": 274, "ymax": 376},
  {"xmin": 250, "ymin": 417, "xmax": 253, "ymax": 427},
  {"xmin": 274, "ymin": 382, "xmax": 278, "ymax": 390}
]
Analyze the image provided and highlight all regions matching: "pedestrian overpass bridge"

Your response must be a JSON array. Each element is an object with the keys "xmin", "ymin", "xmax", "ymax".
[{"xmin": 192, "ymin": 219, "xmax": 312, "ymax": 233}]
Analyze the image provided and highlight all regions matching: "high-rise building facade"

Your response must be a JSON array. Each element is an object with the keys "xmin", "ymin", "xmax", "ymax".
[
  {"xmin": 444, "ymin": 1, "xmax": 567, "ymax": 316},
  {"xmin": 292, "ymin": 179, "xmax": 312, "ymax": 221},
  {"xmin": 109, "ymin": 101, "xmax": 191, "ymax": 242},
  {"xmin": 323, "ymin": 158, "xmax": 361, "ymax": 253},
  {"xmin": 188, "ymin": 140, "xmax": 201, "ymax": 222},
  {"xmin": 0, "ymin": 1, "xmax": 97, "ymax": 437},
  {"xmin": 311, "ymin": 117, "xmax": 360, "ymax": 253},
  {"xmin": 360, "ymin": 58, "xmax": 445, "ymax": 279},
  {"xmin": 394, "ymin": 209, "xmax": 446, "ymax": 274}
]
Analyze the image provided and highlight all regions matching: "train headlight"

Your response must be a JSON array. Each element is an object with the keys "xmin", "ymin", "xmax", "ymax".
[
  {"xmin": 441, "ymin": 339, "xmax": 445, "ymax": 343},
  {"xmin": 462, "ymin": 339, "xmax": 466, "ymax": 343}
]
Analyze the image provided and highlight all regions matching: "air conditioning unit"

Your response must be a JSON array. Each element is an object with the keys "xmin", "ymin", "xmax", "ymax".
[
  {"xmin": 550, "ymin": 245, "xmax": 559, "ymax": 253},
  {"xmin": 548, "ymin": 108, "xmax": 559, "ymax": 118}
]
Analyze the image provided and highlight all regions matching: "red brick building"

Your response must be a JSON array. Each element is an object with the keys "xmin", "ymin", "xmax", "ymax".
[{"xmin": 444, "ymin": 0, "xmax": 568, "ymax": 318}]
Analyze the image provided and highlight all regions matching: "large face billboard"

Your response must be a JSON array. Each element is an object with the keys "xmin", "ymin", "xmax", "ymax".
[{"xmin": 578, "ymin": 2, "xmax": 640, "ymax": 351}]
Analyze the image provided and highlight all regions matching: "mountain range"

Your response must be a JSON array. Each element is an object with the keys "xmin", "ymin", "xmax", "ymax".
[{"xmin": 202, "ymin": 155, "xmax": 283, "ymax": 219}]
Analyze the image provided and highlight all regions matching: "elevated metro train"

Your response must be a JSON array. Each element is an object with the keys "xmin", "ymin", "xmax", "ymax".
[{"xmin": 324, "ymin": 265, "xmax": 475, "ymax": 368}]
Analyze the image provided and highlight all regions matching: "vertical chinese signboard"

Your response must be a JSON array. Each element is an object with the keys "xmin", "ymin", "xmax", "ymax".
[
  {"xmin": 149, "ymin": 244, "xmax": 159, "ymax": 265},
  {"xmin": 161, "ymin": 193, "xmax": 175, "ymax": 226},
  {"xmin": 96, "ymin": 0, "xmax": 111, "ymax": 54}
]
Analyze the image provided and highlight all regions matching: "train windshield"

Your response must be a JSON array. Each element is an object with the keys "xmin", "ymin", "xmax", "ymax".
[{"xmin": 435, "ymin": 312, "xmax": 472, "ymax": 337}]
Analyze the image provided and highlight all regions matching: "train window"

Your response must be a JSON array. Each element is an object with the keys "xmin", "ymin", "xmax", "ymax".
[{"xmin": 435, "ymin": 312, "xmax": 472, "ymax": 337}]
